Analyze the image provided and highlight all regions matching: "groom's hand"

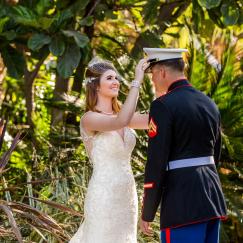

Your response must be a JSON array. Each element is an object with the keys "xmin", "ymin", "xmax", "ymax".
[{"xmin": 139, "ymin": 218, "xmax": 153, "ymax": 236}]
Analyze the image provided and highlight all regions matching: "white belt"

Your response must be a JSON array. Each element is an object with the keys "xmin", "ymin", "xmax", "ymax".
[{"xmin": 166, "ymin": 156, "xmax": 214, "ymax": 171}]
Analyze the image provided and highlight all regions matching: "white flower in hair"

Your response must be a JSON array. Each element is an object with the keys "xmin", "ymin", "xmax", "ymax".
[{"xmin": 83, "ymin": 76, "xmax": 96, "ymax": 85}]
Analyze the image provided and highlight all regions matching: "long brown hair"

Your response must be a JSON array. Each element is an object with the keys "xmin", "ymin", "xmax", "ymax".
[{"xmin": 85, "ymin": 58, "xmax": 121, "ymax": 113}]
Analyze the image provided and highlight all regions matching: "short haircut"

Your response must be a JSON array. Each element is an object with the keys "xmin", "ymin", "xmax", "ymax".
[{"xmin": 154, "ymin": 58, "xmax": 185, "ymax": 72}]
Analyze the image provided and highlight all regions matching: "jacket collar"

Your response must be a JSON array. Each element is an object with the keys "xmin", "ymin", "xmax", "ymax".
[{"xmin": 167, "ymin": 79, "xmax": 190, "ymax": 92}]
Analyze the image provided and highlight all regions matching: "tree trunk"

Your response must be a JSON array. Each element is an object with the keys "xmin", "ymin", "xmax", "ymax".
[
  {"xmin": 72, "ymin": 0, "xmax": 96, "ymax": 94},
  {"xmin": 0, "ymin": 53, "xmax": 7, "ymax": 105},
  {"xmin": 51, "ymin": 74, "xmax": 70, "ymax": 126},
  {"xmin": 49, "ymin": 74, "xmax": 70, "ymax": 154},
  {"xmin": 72, "ymin": 59, "xmax": 85, "ymax": 93},
  {"xmin": 24, "ymin": 72, "xmax": 35, "ymax": 129},
  {"xmin": 24, "ymin": 55, "xmax": 47, "ymax": 129}
]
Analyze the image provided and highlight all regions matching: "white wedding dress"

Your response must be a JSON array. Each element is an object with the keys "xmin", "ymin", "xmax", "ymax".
[{"xmin": 69, "ymin": 115, "xmax": 138, "ymax": 243}]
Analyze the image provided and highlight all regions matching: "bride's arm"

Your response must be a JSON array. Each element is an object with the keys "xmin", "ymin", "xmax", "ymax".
[
  {"xmin": 128, "ymin": 112, "xmax": 149, "ymax": 130},
  {"xmin": 83, "ymin": 59, "xmax": 149, "ymax": 132}
]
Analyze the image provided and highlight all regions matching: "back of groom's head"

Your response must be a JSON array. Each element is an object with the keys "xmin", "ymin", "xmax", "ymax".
[{"xmin": 154, "ymin": 59, "xmax": 185, "ymax": 73}]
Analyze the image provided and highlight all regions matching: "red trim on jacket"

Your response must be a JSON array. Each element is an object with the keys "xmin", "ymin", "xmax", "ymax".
[
  {"xmin": 144, "ymin": 182, "xmax": 155, "ymax": 189},
  {"xmin": 159, "ymin": 83, "xmax": 192, "ymax": 100},
  {"xmin": 160, "ymin": 215, "xmax": 227, "ymax": 231}
]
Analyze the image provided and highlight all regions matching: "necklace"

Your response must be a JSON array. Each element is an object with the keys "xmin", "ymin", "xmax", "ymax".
[
  {"xmin": 100, "ymin": 110, "xmax": 114, "ymax": 115},
  {"xmin": 95, "ymin": 107, "xmax": 114, "ymax": 115}
]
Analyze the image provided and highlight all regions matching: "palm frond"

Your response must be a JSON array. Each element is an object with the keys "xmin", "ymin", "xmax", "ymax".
[
  {"xmin": 25, "ymin": 196, "xmax": 83, "ymax": 217},
  {"xmin": 0, "ymin": 118, "xmax": 7, "ymax": 151},
  {"xmin": 0, "ymin": 131, "xmax": 22, "ymax": 173},
  {"xmin": 0, "ymin": 204, "xmax": 23, "ymax": 243}
]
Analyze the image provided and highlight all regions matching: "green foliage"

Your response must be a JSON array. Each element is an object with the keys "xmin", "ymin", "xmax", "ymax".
[
  {"xmin": 143, "ymin": 0, "xmax": 160, "ymax": 24},
  {"xmin": 220, "ymin": 3, "xmax": 240, "ymax": 26},
  {"xmin": 0, "ymin": 16, "xmax": 9, "ymax": 33},
  {"xmin": 0, "ymin": 119, "xmax": 83, "ymax": 242},
  {"xmin": 49, "ymin": 35, "xmax": 66, "ymax": 56},
  {"xmin": 57, "ymin": 43, "xmax": 81, "ymax": 78},
  {"xmin": 198, "ymin": 0, "xmax": 221, "ymax": 9},
  {"xmin": 80, "ymin": 16, "xmax": 94, "ymax": 26},
  {"xmin": 51, "ymin": 8, "xmax": 73, "ymax": 30},
  {"xmin": 62, "ymin": 30, "xmax": 89, "ymax": 48},
  {"xmin": 0, "ymin": 0, "xmax": 242, "ymax": 242},
  {"xmin": 28, "ymin": 33, "xmax": 51, "ymax": 51},
  {"xmin": 35, "ymin": 0, "xmax": 53, "ymax": 16},
  {"xmin": 10, "ymin": 5, "xmax": 53, "ymax": 30},
  {"xmin": 11, "ymin": 5, "xmax": 38, "ymax": 26},
  {"xmin": 1, "ymin": 45, "xmax": 26, "ymax": 79}
]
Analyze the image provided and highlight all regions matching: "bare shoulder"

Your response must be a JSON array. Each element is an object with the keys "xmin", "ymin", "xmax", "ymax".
[
  {"xmin": 81, "ymin": 110, "xmax": 127, "ymax": 132},
  {"xmin": 80, "ymin": 111, "xmax": 101, "ymax": 134},
  {"xmin": 81, "ymin": 111, "xmax": 101, "ymax": 124}
]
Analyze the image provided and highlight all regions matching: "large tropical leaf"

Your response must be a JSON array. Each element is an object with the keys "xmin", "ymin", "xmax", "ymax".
[
  {"xmin": 62, "ymin": 30, "xmax": 89, "ymax": 48},
  {"xmin": 11, "ymin": 5, "xmax": 39, "ymax": 27},
  {"xmin": 57, "ymin": 43, "xmax": 81, "ymax": 78},
  {"xmin": 10, "ymin": 5, "xmax": 53, "ymax": 30},
  {"xmin": 28, "ymin": 33, "xmax": 51, "ymax": 51},
  {"xmin": 1, "ymin": 45, "xmax": 26, "ymax": 79},
  {"xmin": 49, "ymin": 35, "xmax": 66, "ymax": 56},
  {"xmin": 197, "ymin": 0, "xmax": 221, "ymax": 9},
  {"xmin": 220, "ymin": 3, "xmax": 240, "ymax": 26},
  {"xmin": 38, "ymin": 16, "xmax": 54, "ymax": 30},
  {"xmin": 35, "ymin": 0, "xmax": 53, "ymax": 16},
  {"xmin": 0, "ymin": 16, "xmax": 9, "ymax": 33},
  {"xmin": 51, "ymin": 9, "xmax": 74, "ymax": 30}
]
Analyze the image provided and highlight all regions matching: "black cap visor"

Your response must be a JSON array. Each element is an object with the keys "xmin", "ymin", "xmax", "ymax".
[{"xmin": 145, "ymin": 58, "xmax": 183, "ymax": 73}]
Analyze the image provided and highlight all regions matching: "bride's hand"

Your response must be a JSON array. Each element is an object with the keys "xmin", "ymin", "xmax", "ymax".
[{"xmin": 134, "ymin": 58, "xmax": 149, "ymax": 83}]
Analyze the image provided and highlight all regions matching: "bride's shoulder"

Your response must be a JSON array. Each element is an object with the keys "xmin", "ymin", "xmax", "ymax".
[
  {"xmin": 81, "ymin": 111, "xmax": 108, "ymax": 129},
  {"xmin": 80, "ymin": 112, "xmax": 97, "ymax": 138},
  {"xmin": 81, "ymin": 111, "xmax": 101, "ymax": 123}
]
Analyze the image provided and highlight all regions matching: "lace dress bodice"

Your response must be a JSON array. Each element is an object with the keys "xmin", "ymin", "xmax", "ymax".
[{"xmin": 69, "ymin": 115, "xmax": 138, "ymax": 243}]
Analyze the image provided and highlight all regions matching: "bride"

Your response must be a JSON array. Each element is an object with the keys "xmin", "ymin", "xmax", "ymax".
[{"xmin": 69, "ymin": 57, "xmax": 149, "ymax": 243}]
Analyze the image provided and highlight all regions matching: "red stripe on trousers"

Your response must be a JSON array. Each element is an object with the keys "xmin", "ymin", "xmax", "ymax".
[{"xmin": 165, "ymin": 228, "xmax": 171, "ymax": 243}]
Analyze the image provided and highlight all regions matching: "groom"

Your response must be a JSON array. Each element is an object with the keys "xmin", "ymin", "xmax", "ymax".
[{"xmin": 140, "ymin": 48, "xmax": 227, "ymax": 243}]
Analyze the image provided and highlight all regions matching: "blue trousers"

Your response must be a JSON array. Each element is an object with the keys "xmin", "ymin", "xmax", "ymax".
[{"xmin": 161, "ymin": 219, "xmax": 220, "ymax": 243}]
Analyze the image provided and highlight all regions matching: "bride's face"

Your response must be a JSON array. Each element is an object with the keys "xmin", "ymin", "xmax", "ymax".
[{"xmin": 98, "ymin": 69, "xmax": 120, "ymax": 98}]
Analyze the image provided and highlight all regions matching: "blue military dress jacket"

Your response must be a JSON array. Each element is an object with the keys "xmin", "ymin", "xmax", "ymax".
[{"xmin": 142, "ymin": 79, "xmax": 227, "ymax": 229}]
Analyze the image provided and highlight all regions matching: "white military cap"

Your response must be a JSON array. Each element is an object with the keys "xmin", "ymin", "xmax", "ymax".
[{"xmin": 143, "ymin": 48, "xmax": 188, "ymax": 71}]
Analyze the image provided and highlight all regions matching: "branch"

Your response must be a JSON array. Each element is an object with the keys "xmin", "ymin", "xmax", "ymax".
[
  {"xmin": 86, "ymin": 0, "xmax": 101, "ymax": 17},
  {"xmin": 158, "ymin": 1, "xmax": 190, "ymax": 33},
  {"xmin": 25, "ymin": 54, "xmax": 48, "ymax": 85}
]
